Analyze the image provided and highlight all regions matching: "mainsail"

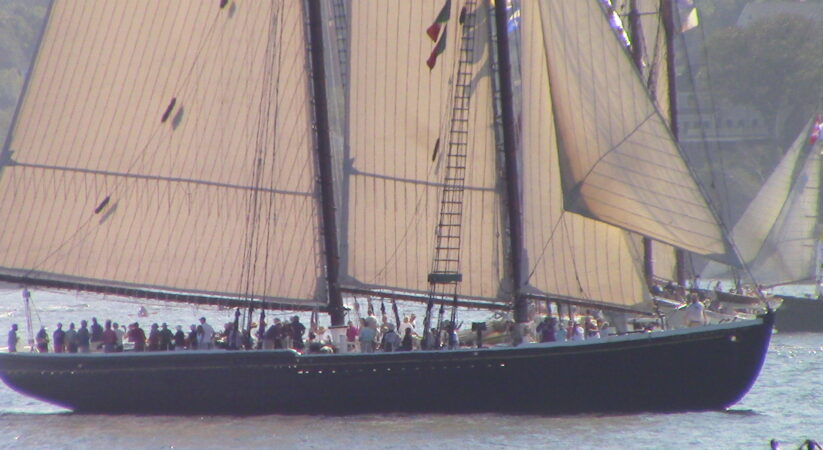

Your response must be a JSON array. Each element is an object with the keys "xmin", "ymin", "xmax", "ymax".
[
  {"xmin": 702, "ymin": 116, "xmax": 823, "ymax": 287},
  {"xmin": 0, "ymin": 1, "xmax": 326, "ymax": 308},
  {"xmin": 342, "ymin": 1, "xmax": 506, "ymax": 304}
]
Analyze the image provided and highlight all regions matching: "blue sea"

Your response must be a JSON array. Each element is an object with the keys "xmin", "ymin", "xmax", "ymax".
[{"xmin": 0, "ymin": 288, "xmax": 820, "ymax": 449}]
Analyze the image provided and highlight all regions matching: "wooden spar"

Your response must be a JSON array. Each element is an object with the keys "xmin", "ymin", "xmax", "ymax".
[
  {"xmin": 307, "ymin": 0, "xmax": 345, "ymax": 326},
  {"xmin": 0, "ymin": 273, "xmax": 326, "ymax": 312},
  {"xmin": 340, "ymin": 286, "xmax": 511, "ymax": 312},
  {"xmin": 660, "ymin": 0, "xmax": 688, "ymax": 286},
  {"xmin": 626, "ymin": 0, "xmax": 656, "ymax": 289},
  {"xmin": 627, "ymin": 0, "xmax": 644, "ymax": 70},
  {"xmin": 661, "ymin": 0, "xmax": 679, "ymax": 143},
  {"xmin": 816, "ymin": 99, "xmax": 823, "ymax": 298},
  {"xmin": 493, "ymin": 0, "xmax": 527, "ymax": 324},
  {"xmin": 522, "ymin": 293, "xmax": 655, "ymax": 317}
]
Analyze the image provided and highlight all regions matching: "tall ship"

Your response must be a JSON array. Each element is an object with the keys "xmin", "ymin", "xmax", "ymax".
[
  {"xmin": 0, "ymin": 0, "xmax": 771, "ymax": 414},
  {"xmin": 702, "ymin": 112, "xmax": 823, "ymax": 332}
]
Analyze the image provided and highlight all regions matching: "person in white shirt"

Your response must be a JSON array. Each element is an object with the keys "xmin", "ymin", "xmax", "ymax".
[
  {"xmin": 198, "ymin": 317, "xmax": 215, "ymax": 349},
  {"xmin": 398, "ymin": 316, "xmax": 415, "ymax": 337},
  {"xmin": 113, "ymin": 322, "xmax": 125, "ymax": 351},
  {"xmin": 685, "ymin": 295, "xmax": 705, "ymax": 327}
]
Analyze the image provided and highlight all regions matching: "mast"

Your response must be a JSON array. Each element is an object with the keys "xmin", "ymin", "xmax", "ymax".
[
  {"xmin": 307, "ymin": 0, "xmax": 345, "ymax": 326},
  {"xmin": 329, "ymin": 0, "xmax": 352, "ymax": 280},
  {"xmin": 493, "ymin": 0, "xmax": 527, "ymax": 323},
  {"xmin": 660, "ymin": 0, "xmax": 687, "ymax": 286},
  {"xmin": 626, "ymin": 0, "xmax": 656, "ymax": 288},
  {"xmin": 22, "ymin": 288, "xmax": 34, "ymax": 352},
  {"xmin": 816, "ymin": 98, "xmax": 823, "ymax": 297},
  {"xmin": 627, "ymin": 1, "xmax": 644, "ymax": 69}
]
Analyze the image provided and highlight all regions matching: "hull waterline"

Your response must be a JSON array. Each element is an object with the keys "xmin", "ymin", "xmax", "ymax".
[{"xmin": 0, "ymin": 313, "xmax": 773, "ymax": 415}]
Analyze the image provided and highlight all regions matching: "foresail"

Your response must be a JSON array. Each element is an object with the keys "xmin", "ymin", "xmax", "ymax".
[
  {"xmin": 520, "ymin": 1, "xmax": 650, "ymax": 312},
  {"xmin": 635, "ymin": 0, "xmax": 670, "ymax": 120},
  {"xmin": 702, "ymin": 117, "xmax": 822, "ymax": 286},
  {"xmin": 344, "ymin": 1, "xmax": 506, "ymax": 303},
  {"xmin": 635, "ymin": 0, "xmax": 678, "ymax": 282},
  {"xmin": 537, "ymin": 0, "xmax": 736, "ymax": 266},
  {"xmin": 0, "ymin": 1, "xmax": 325, "ymax": 307}
]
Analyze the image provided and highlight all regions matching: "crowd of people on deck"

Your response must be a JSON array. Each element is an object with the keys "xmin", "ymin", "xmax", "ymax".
[
  {"xmin": 6, "ymin": 307, "xmax": 620, "ymax": 354},
  {"xmin": 649, "ymin": 278, "xmax": 762, "ymax": 326},
  {"xmin": 6, "ymin": 316, "xmax": 223, "ymax": 354},
  {"xmin": 533, "ymin": 314, "xmax": 610, "ymax": 343},
  {"xmin": 4, "ymin": 275, "xmax": 777, "ymax": 355},
  {"xmin": 7, "ymin": 288, "xmax": 635, "ymax": 356}
]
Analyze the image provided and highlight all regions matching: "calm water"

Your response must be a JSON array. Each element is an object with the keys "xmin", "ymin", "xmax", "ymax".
[{"xmin": 0, "ymin": 289, "xmax": 820, "ymax": 449}]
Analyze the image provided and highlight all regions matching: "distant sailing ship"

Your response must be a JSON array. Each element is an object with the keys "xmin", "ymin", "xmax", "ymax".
[
  {"xmin": 0, "ymin": 0, "xmax": 771, "ymax": 414},
  {"xmin": 702, "ymin": 112, "xmax": 823, "ymax": 332}
]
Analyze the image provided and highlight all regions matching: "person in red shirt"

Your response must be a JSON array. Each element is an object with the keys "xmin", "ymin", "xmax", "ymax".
[
  {"xmin": 102, "ymin": 320, "xmax": 117, "ymax": 353},
  {"xmin": 127, "ymin": 322, "xmax": 146, "ymax": 352}
]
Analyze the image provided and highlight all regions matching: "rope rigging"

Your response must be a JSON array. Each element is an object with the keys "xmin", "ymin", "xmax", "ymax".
[
  {"xmin": 239, "ymin": 2, "xmax": 285, "ymax": 328},
  {"xmin": 424, "ymin": 0, "xmax": 479, "ymax": 347}
]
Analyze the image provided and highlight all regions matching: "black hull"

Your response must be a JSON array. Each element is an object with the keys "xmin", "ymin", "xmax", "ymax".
[
  {"xmin": 0, "ymin": 314, "xmax": 773, "ymax": 415},
  {"xmin": 710, "ymin": 290, "xmax": 763, "ymax": 306},
  {"xmin": 774, "ymin": 295, "xmax": 823, "ymax": 332}
]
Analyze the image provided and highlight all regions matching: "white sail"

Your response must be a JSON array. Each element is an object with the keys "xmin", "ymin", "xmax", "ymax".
[
  {"xmin": 537, "ymin": 0, "xmax": 735, "ymax": 266},
  {"xmin": 343, "ymin": 0, "xmax": 506, "ymax": 303},
  {"xmin": 0, "ymin": 1, "xmax": 325, "ymax": 305},
  {"xmin": 636, "ymin": 0, "xmax": 679, "ymax": 282},
  {"xmin": 635, "ymin": 0, "xmax": 671, "ymax": 120},
  {"xmin": 520, "ymin": 0, "xmax": 648, "ymax": 311},
  {"xmin": 702, "ymin": 117, "xmax": 822, "ymax": 286}
]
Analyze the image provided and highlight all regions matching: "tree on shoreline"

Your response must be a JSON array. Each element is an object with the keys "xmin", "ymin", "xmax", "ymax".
[
  {"xmin": 0, "ymin": 0, "xmax": 48, "ymax": 145},
  {"xmin": 704, "ymin": 14, "xmax": 823, "ymax": 146}
]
